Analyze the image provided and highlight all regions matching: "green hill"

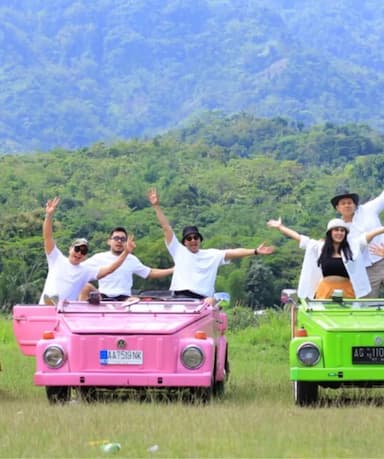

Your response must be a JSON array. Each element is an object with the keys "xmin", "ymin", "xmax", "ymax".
[
  {"xmin": 1, "ymin": 0, "xmax": 384, "ymax": 152},
  {"xmin": 1, "ymin": 114, "xmax": 383, "ymax": 310}
]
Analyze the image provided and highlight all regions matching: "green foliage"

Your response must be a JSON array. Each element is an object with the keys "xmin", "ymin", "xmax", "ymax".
[
  {"xmin": 226, "ymin": 305, "xmax": 260, "ymax": 331},
  {"xmin": 244, "ymin": 260, "xmax": 277, "ymax": 309},
  {"xmin": 0, "ymin": 114, "xmax": 383, "ymax": 310},
  {"xmin": 2, "ymin": 2, "xmax": 384, "ymax": 152}
]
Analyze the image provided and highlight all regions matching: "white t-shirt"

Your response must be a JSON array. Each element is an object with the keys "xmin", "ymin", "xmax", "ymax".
[
  {"xmin": 297, "ymin": 234, "xmax": 370, "ymax": 299},
  {"xmin": 83, "ymin": 251, "xmax": 151, "ymax": 297},
  {"xmin": 167, "ymin": 233, "xmax": 229, "ymax": 297},
  {"xmin": 39, "ymin": 246, "xmax": 100, "ymax": 304}
]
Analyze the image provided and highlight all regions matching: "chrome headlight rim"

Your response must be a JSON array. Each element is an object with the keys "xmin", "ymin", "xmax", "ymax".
[
  {"xmin": 297, "ymin": 342, "xmax": 321, "ymax": 366},
  {"xmin": 181, "ymin": 345, "xmax": 205, "ymax": 370},
  {"xmin": 43, "ymin": 345, "xmax": 66, "ymax": 369}
]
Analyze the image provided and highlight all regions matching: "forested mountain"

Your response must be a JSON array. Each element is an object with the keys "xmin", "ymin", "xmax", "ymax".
[
  {"xmin": 1, "ymin": 114, "xmax": 384, "ymax": 310},
  {"xmin": 1, "ymin": 0, "xmax": 384, "ymax": 153}
]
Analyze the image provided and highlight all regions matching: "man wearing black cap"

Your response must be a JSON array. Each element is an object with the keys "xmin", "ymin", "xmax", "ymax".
[
  {"xmin": 39, "ymin": 197, "xmax": 135, "ymax": 304},
  {"xmin": 148, "ymin": 188, "xmax": 275, "ymax": 302},
  {"xmin": 331, "ymin": 190, "xmax": 384, "ymax": 297}
]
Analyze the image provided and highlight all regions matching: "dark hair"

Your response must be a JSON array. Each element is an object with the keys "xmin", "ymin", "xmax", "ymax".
[
  {"xmin": 317, "ymin": 230, "xmax": 353, "ymax": 267},
  {"xmin": 109, "ymin": 227, "xmax": 127, "ymax": 237}
]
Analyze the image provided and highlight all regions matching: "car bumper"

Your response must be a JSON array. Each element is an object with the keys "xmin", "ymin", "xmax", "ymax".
[
  {"xmin": 34, "ymin": 371, "xmax": 213, "ymax": 387},
  {"xmin": 291, "ymin": 366, "xmax": 384, "ymax": 382}
]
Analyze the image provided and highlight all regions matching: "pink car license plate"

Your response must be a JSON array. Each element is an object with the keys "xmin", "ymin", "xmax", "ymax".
[{"xmin": 100, "ymin": 350, "xmax": 143, "ymax": 365}]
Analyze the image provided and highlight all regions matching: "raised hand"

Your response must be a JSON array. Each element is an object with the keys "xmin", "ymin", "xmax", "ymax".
[
  {"xmin": 267, "ymin": 217, "xmax": 282, "ymax": 229},
  {"xmin": 125, "ymin": 234, "xmax": 136, "ymax": 253},
  {"xmin": 147, "ymin": 188, "xmax": 159, "ymax": 207},
  {"xmin": 45, "ymin": 197, "xmax": 60, "ymax": 217}
]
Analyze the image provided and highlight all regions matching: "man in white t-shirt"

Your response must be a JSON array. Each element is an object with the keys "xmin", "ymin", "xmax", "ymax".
[
  {"xmin": 80, "ymin": 226, "xmax": 173, "ymax": 300},
  {"xmin": 147, "ymin": 188, "xmax": 275, "ymax": 302},
  {"xmin": 40, "ymin": 197, "xmax": 135, "ymax": 304},
  {"xmin": 331, "ymin": 190, "xmax": 384, "ymax": 297}
]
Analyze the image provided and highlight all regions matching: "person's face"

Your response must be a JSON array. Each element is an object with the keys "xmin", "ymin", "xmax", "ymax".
[
  {"xmin": 335, "ymin": 198, "xmax": 356, "ymax": 221},
  {"xmin": 108, "ymin": 231, "xmax": 128, "ymax": 255},
  {"xmin": 183, "ymin": 233, "xmax": 201, "ymax": 253},
  {"xmin": 68, "ymin": 245, "xmax": 88, "ymax": 264},
  {"xmin": 330, "ymin": 227, "xmax": 347, "ymax": 243}
]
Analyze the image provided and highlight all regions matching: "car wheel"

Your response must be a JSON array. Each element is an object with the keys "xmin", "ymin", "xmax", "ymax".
[
  {"xmin": 187, "ymin": 386, "xmax": 212, "ymax": 403},
  {"xmin": 294, "ymin": 381, "xmax": 318, "ymax": 406},
  {"xmin": 45, "ymin": 386, "xmax": 71, "ymax": 404},
  {"xmin": 79, "ymin": 386, "xmax": 98, "ymax": 403},
  {"xmin": 213, "ymin": 379, "xmax": 225, "ymax": 397}
]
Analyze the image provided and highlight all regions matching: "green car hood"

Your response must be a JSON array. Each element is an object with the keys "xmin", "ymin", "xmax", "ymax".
[{"xmin": 302, "ymin": 309, "xmax": 384, "ymax": 332}]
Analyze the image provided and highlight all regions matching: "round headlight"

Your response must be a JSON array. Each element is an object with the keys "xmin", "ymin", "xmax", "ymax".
[
  {"xmin": 43, "ymin": 345, "xmax": 66, "ymax": 369},
  {"xmin": 181, "ymin": 345, "xmax": 205, "ymax": 369},
  {"xmin": 297, "ymin": 342, "xmax": 320, "ymax": 366}
]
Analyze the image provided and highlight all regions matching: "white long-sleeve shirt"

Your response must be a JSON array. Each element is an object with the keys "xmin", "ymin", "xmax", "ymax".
[
  {"xmin": 346, "ymin": 191, "xmax": 384, "ymax": 267},
  {"xmin": 297, "ymin": 234, "xmax": 371, "ymax": 299}
]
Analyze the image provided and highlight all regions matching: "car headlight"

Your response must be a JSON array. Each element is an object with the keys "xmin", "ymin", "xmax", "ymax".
[
  {"xmin": 43, "ymin": 345, "xmax": 66, "ymax": 369},
  {"xmin": 181, "ymin": 345, "xmax": 205, "ymax": 369},
  {"xmin": 297, "ymin": 342, "xmax": 320, "ymax": 366}
]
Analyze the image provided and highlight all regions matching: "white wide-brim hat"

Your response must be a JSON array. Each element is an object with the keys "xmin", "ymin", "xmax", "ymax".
[{"xmin": 326, "ymin": 218, "xmax": 349, "ymax": 233}]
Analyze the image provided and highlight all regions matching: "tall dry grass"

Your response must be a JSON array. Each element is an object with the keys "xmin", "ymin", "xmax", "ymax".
[{"xmin": 1, "ymin": 311, "xmax": 384, "ymax": 458}]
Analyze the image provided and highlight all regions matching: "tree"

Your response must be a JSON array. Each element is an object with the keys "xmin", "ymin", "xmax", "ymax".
[{"xmin": 244, "ymin": 260, "xmax": 277, "ymax": 309}]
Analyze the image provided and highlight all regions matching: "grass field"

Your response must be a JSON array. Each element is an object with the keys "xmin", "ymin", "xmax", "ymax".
[{"xmin": 2, "ymin": 311, "xmax": 384, "ymax": 458}]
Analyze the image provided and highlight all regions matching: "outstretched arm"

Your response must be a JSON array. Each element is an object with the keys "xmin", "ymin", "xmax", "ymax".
[
  {"xmin": 43, "ymin": 197, "xmax": 60, "ymax": 255},
  {"xmin": 224, "ymin": 243, "xmax": 275, "ymax": 261},
  {"xmin": 147, "ymin": 267, "xmax": 174, "ymax": 279},
  {"xmin": 267, "ymin": 217, "xmax": 301, "ymax": 242},
  {"xmin": 147, "ymin": 188, "xmax": 173, "ymax": 245},
  {"xmin": 97, "ymin": 235, "xmax": 136, "ymax": 279},
  {"xmin": 365, "ymin": 226, "xmax": 384, "ymax": 243}
]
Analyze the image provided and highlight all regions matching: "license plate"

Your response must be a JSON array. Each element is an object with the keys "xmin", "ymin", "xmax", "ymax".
[
  {"xmin": 100, "ymin": 349, "xmax": 143, "ymax": 365},
  {"xmin": 352, "ymin": 346, "xmax": 384, "ymax": 364}
]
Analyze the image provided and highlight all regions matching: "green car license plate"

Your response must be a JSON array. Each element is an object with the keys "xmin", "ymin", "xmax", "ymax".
[{"xmin": 352, "ymin": 346, "xmax": 384, "ymax": 364}]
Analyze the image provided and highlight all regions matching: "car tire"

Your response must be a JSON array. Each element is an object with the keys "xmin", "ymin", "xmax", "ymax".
[
  {"xmin": 79, "ymin": 386, "xmax": 98, "ymax": 403},
  {"xmin": 213, "ymin": 379, "xmax": 225, "ymax": 397},
  {"xmin": 294, "ymin": 381, "xmax": 318, "ymax": 406},
  {"xmin": 45, "ymin": 386, "xmax": 71, "ymax": 404}
]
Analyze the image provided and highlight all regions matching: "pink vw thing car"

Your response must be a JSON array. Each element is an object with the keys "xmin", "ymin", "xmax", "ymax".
[{"xmin": 13, "ymin": 292, "xmax": 229, "ymax": 404}]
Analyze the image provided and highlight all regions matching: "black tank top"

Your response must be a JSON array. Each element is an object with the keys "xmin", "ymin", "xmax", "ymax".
[{"xmin": 321, "ymin": 257, "xmax": 349, "ymax": 278}]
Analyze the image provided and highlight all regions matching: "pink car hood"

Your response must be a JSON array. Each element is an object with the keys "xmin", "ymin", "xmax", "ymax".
[
  {"xmin": 13, "ymin": 302, "xmax": 212, "ymax": 356},
  {"xmin": 62, "ymin": 312, "xmax": 205, "ymax": 334}
]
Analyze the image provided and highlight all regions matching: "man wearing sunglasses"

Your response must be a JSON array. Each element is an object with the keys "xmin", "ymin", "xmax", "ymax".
[
  {"xmin": 80, "ymin": 226, "xmax": 173, "ymax": 301},
  {"xmin": 148, "ymin": 188, "xmax": 275, "ymax": 303},
  {"xmin": 39, "ymin": 197, "xmax": 135, "ymax": 304}
]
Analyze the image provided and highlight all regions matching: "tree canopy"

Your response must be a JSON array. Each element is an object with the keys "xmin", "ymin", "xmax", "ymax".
[
  {"xmin": 1, "ymin": 0, "xmax": 384, "ymax": 152},
  {"xmin": 1, "ymin": 114, "xmax": 384, "ymax": 310}
]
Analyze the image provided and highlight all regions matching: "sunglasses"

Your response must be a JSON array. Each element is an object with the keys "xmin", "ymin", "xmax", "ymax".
[
  {"xmin": 111, "ymin": 236, "xmax": 127, "ymax": 242},
  {"xmin": 185, "ymin": 234, "xmax": 200, "ymax": 242},
  {"xmin": 74, "ymin": 245, "xmax": 88, "ymax": 255}
]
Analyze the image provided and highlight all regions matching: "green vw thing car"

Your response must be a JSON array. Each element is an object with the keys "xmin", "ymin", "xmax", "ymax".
[{"xmin": 289, "ymin": 290, "xmax": 384, "ymax": 406}]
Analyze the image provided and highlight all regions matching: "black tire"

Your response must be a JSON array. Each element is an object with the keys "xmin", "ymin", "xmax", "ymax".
[
  {"xmin": 212, "ymin": 346, "xmax": 228, "ymax": 398},
  {"xmin": 213, "ymin": 379, "xmax": 225, "ymax": 397},
  {"xmin": 46, "ymin": 386, "xmax": 71, "ymax": 404},
  {"xmin": 79, "ymin": 386, "xmax": 98, "ymax": 403},
  {"xmin": 294, "ymin": 381, "xmax": 318, "ymax": 406},
  {"xmin": 186, "ymin": 386, "xmax": 213, "ymax": 404}
]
